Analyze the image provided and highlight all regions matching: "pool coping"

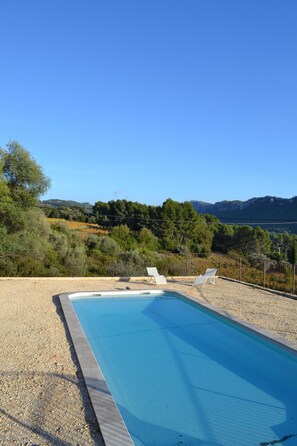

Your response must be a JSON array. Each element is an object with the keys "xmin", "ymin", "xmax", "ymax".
[
  {"xmin": 59, "ymin": 291, "xmax": 135, "ymax": 446},
  {"xmin": 59, "ymin": 289, "xmax": 297, "ymax": 446}
]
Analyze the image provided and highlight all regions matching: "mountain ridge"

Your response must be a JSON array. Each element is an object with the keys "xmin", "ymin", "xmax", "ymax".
[
  {"xmin": 191, "ymin": 196, "xmax": 297, "ymax": 220},
  {"xmin": 191, "ymin": 196, "xmax": 297, "ymax": 233},
  {"xmin": 40, "ymin": 199, "xmax": 93, "ymax": 213}
]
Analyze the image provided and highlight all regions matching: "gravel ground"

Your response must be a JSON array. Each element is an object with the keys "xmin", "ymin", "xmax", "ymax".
[{"xmin": 1, "ymin": 277, "xmax": 297, "ymax": 446}]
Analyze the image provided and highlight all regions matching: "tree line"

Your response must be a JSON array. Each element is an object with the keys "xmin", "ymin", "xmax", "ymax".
[
  {"xmin": 93, "ymin": 199, "xmax": 297, "ymax": 262},
  {"xmin": 0, "ymin": 142, "xmax": 87, "ymax": 276},
  {"xmin": 0, "ymin": 141, "xmax": 296, "ymax": 277}
]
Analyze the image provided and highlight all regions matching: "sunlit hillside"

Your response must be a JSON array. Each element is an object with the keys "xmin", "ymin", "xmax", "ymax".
[{"xmin": 47, "ymin": 218, "xmax": 109, "ymax": 239}]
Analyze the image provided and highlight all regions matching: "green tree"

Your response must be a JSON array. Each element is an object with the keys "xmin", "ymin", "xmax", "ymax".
[
  {"xmin": 287, "ymin": 238, "xmax": 297, "ymax": 293},
  {"xmin": 93, "ymin": 201, "xmax": 111, "ymax": 226},
  {"xmin": 158, "ymin": 199, "xmax": 212, "ymax": 254},
  {"xmin": 0, "ymin": 208, "xmax": 52, "ymax": 276},
  {"xmin": 87, "ymin": 235, "xmax": 122, "ymax": 257},
  {"xmin": 212, "ymin": 224, "xmax": 235, "ymax": 253},
  {"xmin": 138, "ymin": 227, "xmax": 159, "ymax": 251},
  {"xmin": 231, "ymin": 225, "xmax": 271, "ymax": 257},
  {"xmin": 0, "ymin": 141, "xmax": 52, "ymax": 276},
  {"xmin": 191, "ymin": 218, "xmax": 213, "ymax": 255},
  {"xmin": 49, "ymin": 222, "xmax": 87, "ymax": 276},
  {"xmin": 1, "ymin": 141, "xmax": 50, "ymax": 207},
  {"xmin": 253, "ymin": 226, "xmax": 271, "ymax": 255},
  {"xmin": 110, "ymin": 225, "xmax": 137, "ymax": 250},
  {"xmin": 287, "ymin": 238, "xmax": 297, "ymax": 265},
  {"xmin": 94, "ymin": 199, "xmax": 152, "ymax": 230}
]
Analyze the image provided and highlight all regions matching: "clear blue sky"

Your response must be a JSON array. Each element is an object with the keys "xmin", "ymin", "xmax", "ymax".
[{"xmin": 1, "ymin": 0, "xmax": 296, "ymax": 205}]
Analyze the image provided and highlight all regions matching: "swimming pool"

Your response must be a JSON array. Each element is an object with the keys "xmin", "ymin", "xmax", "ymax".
[{"xmin": 60, "ymin": 290, "xmax": 297, "ymax": 446}]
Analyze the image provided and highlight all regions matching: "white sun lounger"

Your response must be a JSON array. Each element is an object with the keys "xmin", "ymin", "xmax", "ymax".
[
  {"xmin": 146, "ymin": 267, "xmax": 167, "ymax": 285},
  {"xmin": 193, "ymin": 268, "xmax": 218, "ymax": 288}
]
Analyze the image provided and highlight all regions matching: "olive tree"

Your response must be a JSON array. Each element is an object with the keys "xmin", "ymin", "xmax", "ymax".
[
  {"xmin": 1, "ymin": 141, "xmax": 50, "ymax": 207},
  {"xmin": 0, "ymin": 141, "xmax": 51, "ymax": 275}
]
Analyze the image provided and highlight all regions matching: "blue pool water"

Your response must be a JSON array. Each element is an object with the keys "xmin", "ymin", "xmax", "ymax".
[{"xmin": 72, "ymin": 292, "xmax": 297, "ymax": 446}]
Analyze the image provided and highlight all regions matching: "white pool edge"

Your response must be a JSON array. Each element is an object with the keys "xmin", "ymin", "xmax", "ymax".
[{"xmin": 60, "ymin": 291, "xmax": 135, "ymax": 446}]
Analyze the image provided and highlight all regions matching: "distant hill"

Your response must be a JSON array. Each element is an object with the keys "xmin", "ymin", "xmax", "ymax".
[
  {"xmin": 191, "ymin": 196, "xmax": 297, "ymax": 234},
  {"xmin": 40, "ymin": 199, "xmax": 93, "ymax": 213}
]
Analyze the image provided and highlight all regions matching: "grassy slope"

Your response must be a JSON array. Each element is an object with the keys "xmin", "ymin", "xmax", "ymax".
[{"xmin": 47, "ymin": 218, "xmax": 109, "ymax": 239}]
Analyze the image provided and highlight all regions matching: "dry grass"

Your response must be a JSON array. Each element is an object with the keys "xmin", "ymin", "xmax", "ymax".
[{"xmin": 47, "ymin": 218, "xmax": 109, "ymax": 239}]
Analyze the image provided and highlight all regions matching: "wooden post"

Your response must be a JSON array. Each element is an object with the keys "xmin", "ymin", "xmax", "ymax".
[{"xmin": 239, "ymin": 257, "xmax": 242, "ymax": 281}]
